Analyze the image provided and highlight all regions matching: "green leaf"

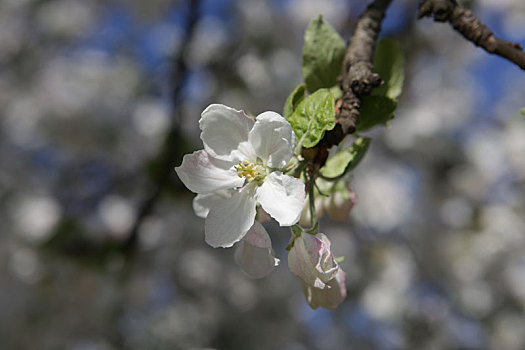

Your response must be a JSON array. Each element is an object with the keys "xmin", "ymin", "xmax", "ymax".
[
  {"xmin": 288, "ymin": 89, "xmax": 336, "ymax": 148},
  {"xmin": 329, "ymin": 85, "xmax": 343, "ymax": 99},
  {"xmin": 284, "ymin": 84, "xmax": 307, "ymax": 120},
  {"xmin": 356, "ymin": 95, "xmax": 397, "ymax": 132},
  {"xmin": 302, "ymin": 15, "xmax": 346, "ymax": 93},
  {"xmin": 372, "ymin": 39, "xmax": 404, "ymax": 99},
  {"xmin": 319, "ymin": 137, "xmax": 371, "ymax": 178},
  {"xmin": 521, "ymin": 107, "xmax": 525, "ymax": 116}
]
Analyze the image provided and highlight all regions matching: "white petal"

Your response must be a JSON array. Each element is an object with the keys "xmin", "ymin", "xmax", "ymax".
[
  {"xmin": 248, "ymin": 111, "xmax": 295, "ymax": 168},
  {"xmin": 257, "ymin": 172, "xmax": 305, "ymax": 226},
  {"xmin": 200, "ymin": 104, "xmax": 254, "ymax": 160},
  {"xmin": 231, "ymin": 140, "xmax": 257, "ymax": 163},
  {"xmin": 175, "ymin": 150, "xmax": 243, "ymax": 194},
  {"xmin": 205, "ymin": 185, "xmax": 257, "ymax": 248},
  {"xmin": 242, "ymin": 220, "xmax": 271, "ymax": 248},
  {"xmin": 234, "ymin": 221, "xmax": 279, "ymax": 278},
  {"xmin": 192, "ymin": 191, "xmax": 232, "ymax": 218}
]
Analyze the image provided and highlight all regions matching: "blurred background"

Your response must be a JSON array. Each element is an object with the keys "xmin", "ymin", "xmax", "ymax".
[{"xmin": 2, "ymin": 0, "xmax": 525, "ymax": 349}]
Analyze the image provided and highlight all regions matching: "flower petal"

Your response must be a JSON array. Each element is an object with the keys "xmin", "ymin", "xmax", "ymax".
[
  {"xmin": 175, "ymin": 150, "xmax": 243, "ymax": 194},
  {"xmin": 200, "ymin": 104, "xmax": 255, "ymax": 160},
  {"xmin": 288, "ymin": 232, "xmax": 338, "ymax": 289},
  {"xmin": 192, "ymin": 191, "xmax": 232, "ymax": 218},
  {"xmin": 257, "ymin": 172, "xmax": 305, "ymax": 226},
  {"xmin": 205, "ymin": 185, "xmax": 257, "ymax": 248},
  {"xmin": 234, "ymin": 221, "xmax": 279, "ymax": 278},
  {"xmin": 248, "ymin": 111, "xmax": 295, "ymax": 168},
  {"xmin": 301, "ymin": 268, "xmax": 347, "ymax": 309}
]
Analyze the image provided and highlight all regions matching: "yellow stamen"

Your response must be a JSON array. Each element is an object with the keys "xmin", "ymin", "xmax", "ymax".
[{"xmin": 234, "ymin": 160, "xmax": 265, "ymax": 183}]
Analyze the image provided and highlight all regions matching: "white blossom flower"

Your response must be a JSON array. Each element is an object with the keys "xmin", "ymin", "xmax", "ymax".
[{"xmin": 176, "ymin": 104, "xmax": 305, "ymax": 248}]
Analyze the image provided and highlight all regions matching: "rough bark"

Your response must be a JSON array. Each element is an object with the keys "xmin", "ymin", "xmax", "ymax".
[
  {"xmin": 304, "ymin": 0, "xmax": 392, "ymax": 168},
  {"xmin": 418, "ymin": 0, "xmax": 525, "ymax": 70},
  {"xmin": 338, "ymin": 0, "xmax": 392, "ymax": 135}
]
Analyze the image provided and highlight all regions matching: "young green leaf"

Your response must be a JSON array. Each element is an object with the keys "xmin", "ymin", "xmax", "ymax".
[
  {"xmin": 288, "ymin": 89, "xmax": 336, "ymax": 148},
  {"xmin": 329, "ymin": 85, "xmax": 343, "ymax": 99},
  {"xmin": 356, "ymin": 95, "xmax": 397, "ymax": 132},
  {"xmin": 302, "ymin": 15, "xmax": 346, "ymax": 93},
  {"xmin": 284, "ymin": 83, "xmax": 307, "ymax": 120},
  {"xmin": 319, "ymin": 137, "xmax": 371, "ymax": 178},
  {"xmin": 372, "ymin": 39, "xmax": 404, "ymax": 100}
]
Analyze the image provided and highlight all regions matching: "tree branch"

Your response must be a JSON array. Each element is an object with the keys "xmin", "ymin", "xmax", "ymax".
[
  {"xmin": 304, "ymin": 0, "xmax": 392, "ymax": 168},
  {"xmin": 418, "ymin": 0, "xmax": 525, "ymax": 70},
  {"xmin": 123, "ymin": 0, "xmax": 201, "ymax": 254},
  {"xmin": 338, "ymin": 0, "xmax": 392, "ymax": 135}
]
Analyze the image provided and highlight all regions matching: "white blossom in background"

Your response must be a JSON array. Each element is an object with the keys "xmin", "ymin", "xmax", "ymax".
[
  {"xmin": 132, "ymin": 99, "xmax": 170, "ymax": 139},
  {"xmin": 8, "ymin": 247, "xmax": 41, "ymax": 284},
  {"xmin": 98, "ymin": 195, "xmax": 136, "ymax": 239},
  {"xmin": 288, "ymin": 232, "xmax": 347, "ymax": 309},
  {"xmin": 352, "ymin": 168, "xmax": 413, "ymax": 232},
  {"xmin": 238, "ymin": 0, "xmax": 272, "ymax": 37},
  {"xmin": 13, "ymin": 195, "xmax": 62, "ymax": 244},
  {"xmin": 286, "ymin": 0, "xmax": 348, "ymax": 28},
  {"xmin": 175, "ymin": 104, "xmax": 305, "ymax": 248},
  {"xmin": 362, "ymin": 246, "xmax": 413, "ymax": 320},
  {"xmin": 36, "ymin": 0, "xmax": 94, "ymax": 39},
  {"xmin": 186, "ymin": 16, "xmax": 228, "ymax": 67}
]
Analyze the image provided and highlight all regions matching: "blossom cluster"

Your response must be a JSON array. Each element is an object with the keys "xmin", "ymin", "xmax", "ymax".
[{"xmin": 175, "ymin": 104, "xmax": 349, "ymax": 309}]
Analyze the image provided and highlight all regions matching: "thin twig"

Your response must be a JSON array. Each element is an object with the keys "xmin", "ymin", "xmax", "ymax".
[
  {"xmin": 123, "ymin": 0, "xmax": 201, "ymax": 254},
  {"xmin": 418, "ymin": 0, "xmax": 525, "ymax": 70}
]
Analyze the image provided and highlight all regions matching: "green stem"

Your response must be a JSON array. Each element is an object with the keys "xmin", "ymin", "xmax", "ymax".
[
  {"xmin": 308, "ymin": 179, "xmax": 316, "ymax": 227},
  {"xmin": 285, "ymin": 170, "xmax": 320, "ymax": 251},
  {"xmin": 285, "ymin": 224, "xmax": 304, "ymax": 251},
  {"xmin": 302, "ymin": 172, "xmax": 319, "ymax": 235},
  {"xmin": 318, "ymin": 173, "xmax": 346, "ymax": 181}
]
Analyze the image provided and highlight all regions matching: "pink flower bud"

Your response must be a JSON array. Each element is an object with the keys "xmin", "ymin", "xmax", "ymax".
[
  {"xmin": 288, "ymin": 232, "xmax": 339, "ymax": 289},
  {"xmin": 324, "ymin": 187, "xmax": 356, "ymax": 222},
  {"xmin": 301, "ymin": 268, "xmax": 347, "ymax": 309}
]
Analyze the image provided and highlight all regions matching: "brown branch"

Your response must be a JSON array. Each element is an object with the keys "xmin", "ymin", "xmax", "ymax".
[
  {"xmin": 338, "ymin": 0, "xmax": 392, "ymax": 135},
  {"xmin": 304, "ymin": 0, "xmax": 392, "ymax": 168},
  {"xmin": 418, "ymin": 0, "xmax": 525, "ymax": 70},
  {"xmin": 123, "ymin": 0, "xmax": 201, "ymax": 255}
]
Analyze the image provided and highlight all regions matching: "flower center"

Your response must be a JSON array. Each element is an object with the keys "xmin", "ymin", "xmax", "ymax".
[{"xmin": 234, "ymin": 160, "xmax": 266, "ymax": 183}]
